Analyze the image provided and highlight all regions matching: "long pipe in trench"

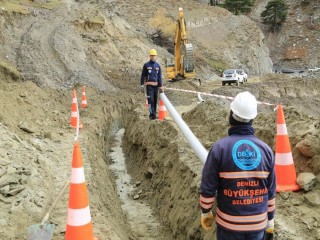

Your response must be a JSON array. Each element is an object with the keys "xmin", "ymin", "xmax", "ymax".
[{"xmin": 160, "ymin": 93, "xmax": 208, "ymax": 164}]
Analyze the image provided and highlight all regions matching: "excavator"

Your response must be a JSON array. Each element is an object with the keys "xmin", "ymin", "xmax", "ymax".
[{"xmin": 165, "ymin": 7, "xmax": 195, "ymax": 81}]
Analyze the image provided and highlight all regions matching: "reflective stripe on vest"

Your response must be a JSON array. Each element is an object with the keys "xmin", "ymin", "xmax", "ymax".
[
  {"xmin": 219, "ymin": 171, "xmax": 269, "ymax": 179},
  {"xmin": 217, "ymin": 208, "xmax": 267, "ymax": 223},
  {"xmin": 216, "ymin": 214, "xmax": 267, "ymax": 232}
]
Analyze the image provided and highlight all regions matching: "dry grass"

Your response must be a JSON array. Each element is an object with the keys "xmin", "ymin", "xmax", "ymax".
[
  {"xmin": 33, "ymin": 0, "xmax": 60, "ymax": 9},
  {"xmin": 88, "ymin": 15, "xmax": 105, "ymax": 25},
  {"xmin": 74, "ymin": 14, "xmax": 105, "ymax": 30},
  {"xmin": 0, "ymin": 0, "xmax": 61, "ymax": 14},
  {"xmin": 207, "ymin": 58, "xmax": 228, "ymax": 72},
  {"xmin": 0, "ymin": 0, "xmax": 30, "ymax": 14},
  {"xmin": 248, "ymin": 75, "xmax": 262, "ymax": 83},
  {"xmin": 149, "ymin": 8, "xmax": 176, "ymax": 39},
  {"xmin": 0, "ymin": 61, "xmax": 22, "ymax": 80}
]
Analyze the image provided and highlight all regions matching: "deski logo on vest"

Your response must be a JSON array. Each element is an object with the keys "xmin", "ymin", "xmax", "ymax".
[{"xmin": 232, "ymin": 140, "xmax": 261, "ymax": 170}]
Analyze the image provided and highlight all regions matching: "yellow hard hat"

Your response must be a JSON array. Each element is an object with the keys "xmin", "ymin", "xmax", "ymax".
[{"xmin": 149, "ymin": 49, "xmax": 157, "ymax": 56}]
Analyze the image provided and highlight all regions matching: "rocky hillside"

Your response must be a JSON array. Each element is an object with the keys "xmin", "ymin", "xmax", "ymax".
[
  {"xmin": 250, "ymin": 0, "xmax": 320, "ymax": 70},
  {"xmin": 0, "ymin": 1, "xmax": 320, "ymax": 240},
  {"xmin": 187, "ymin": 8, "xmax": 272, "ymax": 77},
  {"xmin": 114, "ymin": 1, "xmax": 273, "ymax": 78}
]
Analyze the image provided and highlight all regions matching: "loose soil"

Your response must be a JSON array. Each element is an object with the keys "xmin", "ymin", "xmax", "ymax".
[{"xmin": 0, "ymin": 0, "xmax": 319, "ymax": 240}]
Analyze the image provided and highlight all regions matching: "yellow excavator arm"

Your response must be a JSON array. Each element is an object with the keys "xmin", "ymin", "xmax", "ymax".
[{"xmin": 165, "ymin": 7, "xmax": 195, "ymax": 81}]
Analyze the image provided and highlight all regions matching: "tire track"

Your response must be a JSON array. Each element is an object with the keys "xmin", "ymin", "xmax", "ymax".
[{"xmin": 16, "ymin": 3, "xmax": 109, "ymax": 90}]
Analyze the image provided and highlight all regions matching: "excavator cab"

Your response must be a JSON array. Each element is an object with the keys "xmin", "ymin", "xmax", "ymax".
[
  {"xmin": 183, "ymin": 43, "xmax": 195, "ymax": 74},
  {"xmin": 165, "ymin": 8, "xmax": 195, "ymax": 81}
]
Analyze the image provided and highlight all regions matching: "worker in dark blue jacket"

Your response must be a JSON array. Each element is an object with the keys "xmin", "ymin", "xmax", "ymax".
[
  {"xmin": 140, "ymin": 49, "xmax": 163, "ymax": 120},
  {"xmin": 200, "ymin": 91, "xmax": 276, "ymax": 240}
]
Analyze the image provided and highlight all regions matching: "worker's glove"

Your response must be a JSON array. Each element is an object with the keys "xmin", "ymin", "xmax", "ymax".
[
  {"xmin": 140, "ymin": 85, "xmax": 144, "ymax": 92},
  {"xmin": 201, "ymin": 211, "xmax": 214, "ymax": 231},
  {"xmin": 266, "ymin": 219, "xmax": 274, "ymax": 234}
]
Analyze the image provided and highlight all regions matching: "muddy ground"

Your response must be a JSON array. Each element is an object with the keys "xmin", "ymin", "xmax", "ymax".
[{"xmin": 0, "ymin": 0, "xmax": 320, "ymax": 240}]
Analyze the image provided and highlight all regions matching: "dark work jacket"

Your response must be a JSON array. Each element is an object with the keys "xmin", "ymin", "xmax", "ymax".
[
  {"xmin": 200, "ymin": 125, "xmax": 276, "ymax": 233},
  {"xmin": 140, "ymin": 60, "xmax": 162, "ymax": 87}
]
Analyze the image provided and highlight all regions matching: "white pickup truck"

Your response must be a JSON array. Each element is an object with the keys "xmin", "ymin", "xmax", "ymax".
[
  {"xmin": 308, "ymin": 67, "xmax": 320, "ymax": 72},
  {"xmin": 222, "ymin": 69, "xmax": 246, "ymax": 86}
]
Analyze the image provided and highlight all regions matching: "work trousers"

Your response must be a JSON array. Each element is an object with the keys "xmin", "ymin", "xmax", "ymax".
[
  {"xmin": 217, "ymin": 226, "xmax": 265, "ymax": 240},
  {"xmin": 146, "ymin": 85, "xmax": 158, "ymax": 119}
]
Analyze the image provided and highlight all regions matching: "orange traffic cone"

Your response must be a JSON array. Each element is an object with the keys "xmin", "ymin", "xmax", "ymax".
[
  {"xmin": 70, "ymin": 90, "xmax": 83, "ymax": 129},
  {"xmin": 145, "ymin": 98, "xmax": 148, "ymax": 108},
  {"xmin": 275, "ymin": 105, "xmax": 300, "ymax": 192},
  {"xmin": 81, "ymin": 86, "xmax": 87, "ymax": 109},
  {"xmin": 70, "ymin": 90, "xmax": 78, "ymax": 128},
  {"xmin": 158, "ymin": 99, "xmax": 167, "ymax": 120},
  {"xmin": 65, "ymin": 141, "xmax": 95, "ymax": 240}
]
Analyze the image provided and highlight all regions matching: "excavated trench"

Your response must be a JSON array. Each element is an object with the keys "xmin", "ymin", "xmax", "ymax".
[
  {"xmin": 96, "ymin": 77, "xmax": 320, "ymax": 240},
  {"xmin": 16, "ymin": 77, "xmax": 315, "ymax": 240},
  {"xmin": 0, "ymin": 77, "xmax": 318, "ymax": 239},
  {"xmin": 97, "ymin": 104, "xmax": 207, "ymax": 240},
  {"xmin": 12, "ymin": 77, "xmax": 320, "ymax": 240},
  {"xmin": 97, "ymin": 93, "xmax": 275, "ymax": 240},
  {"xmin": 83, "ymin": 91, "xmax": 212, "ymax": 239},
  {"xmin": 101, "ymin": 100, "xmax": 276, "ymax": 240},
  {"xmin": 122, "ymin": 110, "xmax": 206, "ymax": 240},
  {"xmin": 109, "ymin": 128, "xmax": 168, "ymax": 239}
]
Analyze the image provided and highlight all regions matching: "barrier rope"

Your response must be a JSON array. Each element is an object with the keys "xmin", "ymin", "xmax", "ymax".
[{"xmin": 165, "ymin": 87, "xmax": 276, "ymax": 107}]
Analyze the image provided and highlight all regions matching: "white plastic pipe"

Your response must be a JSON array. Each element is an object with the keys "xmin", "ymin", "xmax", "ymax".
[
  {"xmin": 160, "ymin": 93, "xmax": 208, "ymax": 164},
  {"xmin": 197, "ymin": 92, "xmax": 204, "ymax": 103}
]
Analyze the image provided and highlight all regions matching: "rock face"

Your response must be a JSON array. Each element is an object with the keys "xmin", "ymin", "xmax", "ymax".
[
  {"xmin": 190, "ymin": 11, "xmax": 273, "ymax": 76},
  {"xmin": 250, "ymin": 0, "xmax": 320, "ymax": 70}
]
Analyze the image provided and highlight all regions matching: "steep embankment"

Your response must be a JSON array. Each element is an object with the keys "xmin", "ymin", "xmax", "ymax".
[
  {"xmin": 115, "ymin": 1, "xmax": 273, "ymax": 78},
  {"xmin": 0, "ymin": 0, "xmax": 320, "ymax": 240},
  {"xmin": 250, "ymin": 0, "xmax": 320, "ymax": 69}
]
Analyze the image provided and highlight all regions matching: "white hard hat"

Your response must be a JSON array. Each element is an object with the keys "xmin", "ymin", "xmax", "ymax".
[{"xmin": 230, "ymin": 91, "xmax": 257, "ymax": 121}]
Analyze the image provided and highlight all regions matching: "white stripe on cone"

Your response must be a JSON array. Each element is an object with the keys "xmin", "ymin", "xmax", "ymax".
[
  {"xmin": 275, "ymin": 152, "xmax": 294, "ymax": 165},
  {"xmin": 277, "ymin": 124, "xmax": 288, "ymax": 135},
  {"xmin": 82, "ymin": 100, "xmax": 87, "ymax": 104},
  {"xmin": 71, "ymin": 167, "xmax": 85, "ymax": 184},
  {"xmin": 67, "ymin": 206, "xmax": 92, "ymax": 226},
  {"xmin": 71, "ymin": 112, "xmax": 78, "ymax": 117},
  {"xmin": 72, "ymin": 98, "xmax": 77, "ymax": 103}
]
